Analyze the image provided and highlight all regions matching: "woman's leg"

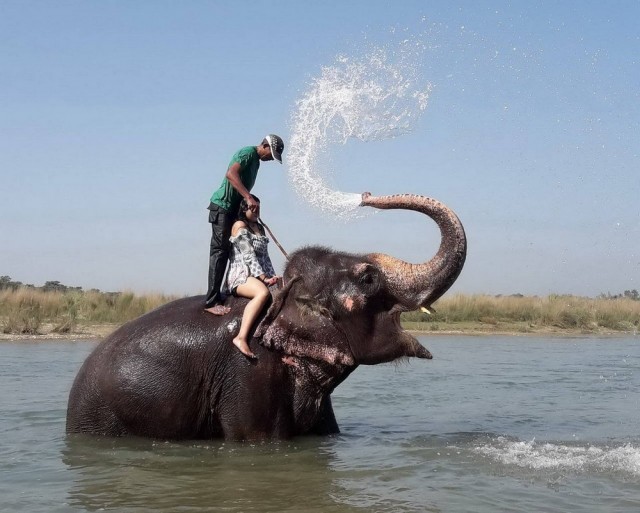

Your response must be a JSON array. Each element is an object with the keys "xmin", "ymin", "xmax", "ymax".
[{"xmin": 232, "ymin": 277, "xmax": 271, "ymax": 358}]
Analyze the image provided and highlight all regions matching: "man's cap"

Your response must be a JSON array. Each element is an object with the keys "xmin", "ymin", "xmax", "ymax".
[{"xmin": 265, "ymin": 134, "xmax": 284, "ymax": 164}]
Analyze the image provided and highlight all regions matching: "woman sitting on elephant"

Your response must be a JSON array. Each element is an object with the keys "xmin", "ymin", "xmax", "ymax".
[{"xmin": 224, "ymin": 194, "xmax": 280, "ymax": 359}]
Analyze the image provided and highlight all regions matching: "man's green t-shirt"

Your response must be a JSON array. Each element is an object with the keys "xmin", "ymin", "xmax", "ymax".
[{"xmin": 209, "ymin": 146, "xmax": 260, "ymax": 212}]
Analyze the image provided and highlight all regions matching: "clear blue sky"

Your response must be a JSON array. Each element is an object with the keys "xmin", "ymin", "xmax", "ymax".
[{"xmin": 1, "ymin": 1, "xmax": 638, "ymax": 297}]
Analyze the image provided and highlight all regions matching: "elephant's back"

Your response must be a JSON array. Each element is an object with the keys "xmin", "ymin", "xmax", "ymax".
[
  {"xmin": 66, "ymin": 295, "xmax": 246, "ymax": 435},
  {"xmin": 72, "ymin": 295, "xmax": 246, "ymax": 379},
  {"xmin": 98, "ymin": 295, "xmax": 243, "ymax": 351}
]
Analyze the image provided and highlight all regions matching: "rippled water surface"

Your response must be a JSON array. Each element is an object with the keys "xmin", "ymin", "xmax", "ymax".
[{"xmin": 1, "ymin": 336, "xmax": 639, "ymax": 512}]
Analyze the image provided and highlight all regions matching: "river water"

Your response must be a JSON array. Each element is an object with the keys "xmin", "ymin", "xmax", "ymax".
[{"xmin": 1, "ymin": 336, "xmax": 638, "ymax": 512}]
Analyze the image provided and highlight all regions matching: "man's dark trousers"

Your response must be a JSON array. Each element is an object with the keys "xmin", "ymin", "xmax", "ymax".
[{"xmin": 205, "ymin": 203, "xmax": 235, "ymax": 308}]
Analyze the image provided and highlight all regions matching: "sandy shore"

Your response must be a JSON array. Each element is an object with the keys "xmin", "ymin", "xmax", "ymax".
[
  {"xmin": 0, "ymin": 323, "xmax": 119, "ymax": 341},
  {"xmin": 1, "ymin": 322, "xmax": 635, "ymax": 341}
]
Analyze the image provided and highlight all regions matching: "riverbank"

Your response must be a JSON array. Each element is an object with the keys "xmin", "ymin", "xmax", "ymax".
[
  {"xmin": 2, "ymin": 289, "xmax": 638, "ymax": 340},
  {"xmin": 405, "ymin": 322, "xmax": 637, "ymax": 338},
  {"xmin": 0, "ymin": 323, "xmax": 119, "ymax": 341},
  {"xmin": 1, "ymin": 320, "xmax": 636, "ymax": 341}
]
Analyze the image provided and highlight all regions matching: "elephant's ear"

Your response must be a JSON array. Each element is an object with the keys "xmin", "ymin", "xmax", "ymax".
[{"xmin": 255, "ymin": 277, "xmax": 355, "ymax": 367}]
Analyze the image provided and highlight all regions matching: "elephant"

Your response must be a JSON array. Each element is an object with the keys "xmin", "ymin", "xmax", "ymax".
[{"xmin": 66, "ymin": 193, "xmax": 467, "ymax": 441}]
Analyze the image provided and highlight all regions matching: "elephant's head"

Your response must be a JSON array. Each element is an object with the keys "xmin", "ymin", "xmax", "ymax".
[{"xmin": 256, "ymin": 193, "xmax": 467, "ymax": 366}]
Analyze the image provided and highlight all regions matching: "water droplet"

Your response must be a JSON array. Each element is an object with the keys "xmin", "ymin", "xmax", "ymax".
[{"xmin": 288, "ymin": 42, "xmax": 432, "ymax": 220}]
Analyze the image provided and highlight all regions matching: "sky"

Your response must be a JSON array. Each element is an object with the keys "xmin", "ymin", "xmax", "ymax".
[{"xmin": 1, "ymin": 1, "xmax": 638, "ymax": 298}]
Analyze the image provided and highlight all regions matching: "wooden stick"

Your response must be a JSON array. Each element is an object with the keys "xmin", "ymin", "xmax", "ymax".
[{"xmin": 259, "ymin": 217, "xmax": 289, "ymax": 259}]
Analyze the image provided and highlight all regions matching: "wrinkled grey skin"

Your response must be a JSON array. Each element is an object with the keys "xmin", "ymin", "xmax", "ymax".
[{"xmin": 66, "ymin": 194, "xmax": 466, "ymax": 441}]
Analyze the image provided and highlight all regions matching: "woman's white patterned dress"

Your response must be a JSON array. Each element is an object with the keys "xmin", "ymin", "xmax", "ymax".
[{"xmin": 223, "ymin": 227, "xmax": 276, "ymax": 294}]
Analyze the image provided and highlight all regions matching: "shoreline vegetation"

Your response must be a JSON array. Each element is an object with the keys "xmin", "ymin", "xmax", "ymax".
[{"xmin": 1, "ymin": 284, "xmax": 638, "ymax": 340}]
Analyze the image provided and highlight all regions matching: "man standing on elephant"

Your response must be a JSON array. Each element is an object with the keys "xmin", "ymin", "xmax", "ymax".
[{"xmin": 204, "ymin": 134, "xmax": 285, "ymax": 315}]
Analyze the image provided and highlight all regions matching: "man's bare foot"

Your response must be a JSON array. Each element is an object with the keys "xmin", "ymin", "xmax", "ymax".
[
  {"xmin": 205, "ymin": 305, "xmax": 231, "ymax": 316},
  {"xmin": 232, "ymin": 337, "xmax": 257, "ymax": 359}
]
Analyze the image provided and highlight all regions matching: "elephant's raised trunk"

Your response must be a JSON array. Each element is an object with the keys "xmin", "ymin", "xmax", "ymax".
[{"xmin": 360, "ymin": 192, "xmax": 467, "ymax": 312}]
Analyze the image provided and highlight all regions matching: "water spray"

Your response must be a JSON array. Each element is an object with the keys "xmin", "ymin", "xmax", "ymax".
[{"xmin": 288, "ymin": 41, "xmax": 432, "ymax": 221}]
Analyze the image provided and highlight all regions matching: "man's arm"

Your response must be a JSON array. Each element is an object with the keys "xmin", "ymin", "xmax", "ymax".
[{"xmin": 226, "ymin": 163, "xmax": 258, "ymax": 211}]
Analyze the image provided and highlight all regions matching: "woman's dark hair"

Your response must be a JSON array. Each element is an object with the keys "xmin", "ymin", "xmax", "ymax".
[{"xmin": 237, "ymin": 194, "xmax": 261, "ymax": 223}]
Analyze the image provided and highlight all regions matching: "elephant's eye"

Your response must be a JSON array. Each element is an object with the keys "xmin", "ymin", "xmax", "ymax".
[
  {"xmin": 361, "ymin": 273, "xmax": 374, "ymax": 285},
  {"xmin": 358, "ymin": 272, "xmax": 380, "ymax": 295}
]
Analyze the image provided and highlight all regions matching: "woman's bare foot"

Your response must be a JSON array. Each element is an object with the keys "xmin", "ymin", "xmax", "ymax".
[
  {"xmin": 232, "ymin": 337, "xmax": 257, "ymax": 359},
  {"xmin": 205, "ymin": 305, "xmax": 231, "ymax": 316}
]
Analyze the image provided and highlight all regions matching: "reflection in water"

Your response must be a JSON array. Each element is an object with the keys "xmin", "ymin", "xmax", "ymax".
[{"xmin": 62, "ymin": 434, "xmax": 368, "ymax": 513}]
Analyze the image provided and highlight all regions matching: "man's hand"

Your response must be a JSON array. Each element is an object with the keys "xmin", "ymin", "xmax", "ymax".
[{"xmin": 246, "ymin": 196, "xmax": 259, "ymax": 212}]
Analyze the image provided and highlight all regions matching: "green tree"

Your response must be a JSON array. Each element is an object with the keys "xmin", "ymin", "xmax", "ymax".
[
  {"xmin": 42, "ymin": 281, "xmax": 67, "ymax": 292},
  {"xmin": 0, "ymin": 276, "xmax": 22, "ymax": 290},
  {"xmin": 624, "ymin": 289, "xmax": 639, "ymax": 301}
]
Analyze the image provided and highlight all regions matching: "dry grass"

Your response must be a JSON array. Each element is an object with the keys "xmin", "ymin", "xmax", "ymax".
[
  {"xmin": 401, "ymin": 294, "xmax": 640, "ymax": 333},
  {"xmin": 0, "ymin": 288, "xmax": 179, "ymax": 335},
  {"xmin": 1, "ymin": 288, "xmax": 638, "ymax": 336}
]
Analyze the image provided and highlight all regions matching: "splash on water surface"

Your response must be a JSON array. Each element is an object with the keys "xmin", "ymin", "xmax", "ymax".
[
  {"xmin": 288, "ymin": 39, "xmax": 432, "ymax": 220},
  {"xmin": 475, "ymin": 437, "xmax": 640, "ymax": 476}
]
